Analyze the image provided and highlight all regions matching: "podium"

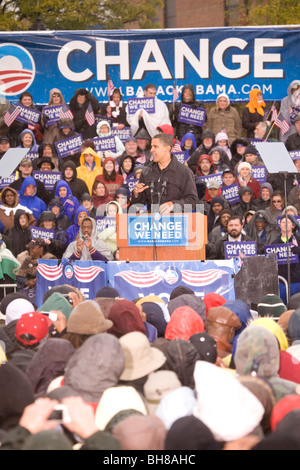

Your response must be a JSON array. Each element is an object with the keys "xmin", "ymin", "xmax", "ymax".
[{"xmin": 117, "ymin": 212, "xmax": 207, "ymax": 261}]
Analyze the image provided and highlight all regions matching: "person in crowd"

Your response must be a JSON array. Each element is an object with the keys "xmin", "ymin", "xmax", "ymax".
[
  {"xmin": 101, "ymin": 88, "xmax": 128, "ymax": 129},
  {"xmin": 221, "ymin": 168, "xmax": 237, "ymax": 188},
  {"xmin": 76, "ymin": 146, "xmax": 102, "ymax": 195},
  {"xmin": 8, "ymin": 92, "xmax": 43, "ymax": 147},
  {"xmin": 254, "ymin": 121, "xmax": 277, "ymax": 142},
  {"xmin": 242, "ymin": 89, "xmax": 266, "ymax": 138},
  {"xmin": 52, "ymin": 117, "xmax": 81, "ymax": 168},
  {"xmin": 37, "ymin": 210, "xmax": 68, "ymax": 259},
  {"xmin": 6, "ymin": 209, "xmax": 32, "ymax": 258},
  {"xmin": 18, "ymin": 176, "xmax": 47, "ymax": 223},
  {"xmin": 0, "ymin": 187, "xmax": 36, "ymax": 233},
  {"xmin": 205, "ymin": 93, "xmax": 243, "ymax": 145},
  {"xmin": 285, "ymin": 115, "xmax": 300, "ymax": 151},
  {"xmin": 17, "ymin": 129, "xmax": 40, "ymax": 165},
  {"xmin": 230, "ymin": 137, "xmax": 249, "ymax": 170},
  {"xmin": 95, "ymin": 120, "xmax": 125, "ymax": 161},
  {"xmin": 195, "ymin": 154, "xmax": 216, "ymax": 178},
  {"xmin": 93, "ymin": 180, "xmax": 114, "ymax": 216},
  {"xmin": 118, "ymin": 154, "xmax": 135, "ymax": 183},
  {"xmin": 121, "ymin": 136, "xmax": 146, "ymax": 166},
  {"xmin": 265, "ymin": 190, "xmax": 285, "ymax": 224},
  {"xmin": 233, "ymin": 186, "xmax": 258, "ymax": 219},
  {"xmin": 237, "ymin": 161, "xmax": 261, "ymax": 200},
  {"xmin": 208, "ymin": 208, "xmax": 233, "ymax": 245},
  {"xmin": 93, "ymin": 156, "xmax": 124, "ymax": 201},
  {"xmin": 188, "ymin": 129, "xmax": 215, "ymax": 174},
  {"xmin": 53, "ymin": 180, "xmax": 79, "ymax": 223},
  {"xmin": 271, "ymin": 214, "xmax": 300, "ymax": 304},
  {"xmin": 279, "ymin": 80, "xmax": 300, "ymax": 143},
  {"xmin": 114, "ymin": 187, "xmax": 131, "ymax": 213},
  {"xmin": 80, "ymin": 193, "xmax": 97, "ymax": 219},
  {"xmin": 209, "ymin": 146, "xmax": 231, "ymax": 173},
  {"xmin": 214, "ymin": 215, "xmax": 253, "ymax": 259},
  {"xmin": 180, "ymin": 132, "xmax": 197, "ymax": 164},
  {"xmin": 255, "ymin": 182, "xmax": 274, "ymax": 211},
  {"xmin": 199, "ymin": 180, "xmax": 227, "ymax": 214},
  {"xmin": 131, "ymin": 133, "xmax": 199, "ymax": 214},
  {"xmin": 63, "ymin": 216, "xmax": 114, "ymax": 262},
  {"xmin": 126, "ymin": 83, "xmax": 171, "ymax": 139},
  {"xmin": 98, "ymin": 200, "xmax": 122, "ymax": 254},
  {"xmin": 69, "ymin": 88, "xmax": 100, "ymax": 140},
  {"xmin": 41, "ymin": 88, "xmax": 66, "ymax": 145},
  {"xmin": 172, "ymin": 84, "xmax": 206, "ymax": 147},
  {"xmin": 245, "ymin": 210, "xmax": 280, "ymax": 255},
  {"xmin": 0, "ymin": 135, "xmax": 11, "ymax": 160},
  {"xmin": 9, "ymin": 158, "xmax": 47, "ymax": 203},
  {"xmin": 56, "ymin": 160, "xmax": 89, "ymax": 202},
  {"xmin": 135, "ymin": 128, "xmax": 152, "ymax": 163},
  {"xmin": 65, "ymin": 205, "xmax": 89, "ymax": 245},
  {"xmin": 207, "ymin": 197, "xmax": 228, "ymax": 235},
  {"xmin": 37, "ymin": 142, "xmax": 59, "ymax": 172},
  {"xmin": 214, "ymin": 131, "xmax": 232, "ymax": 161},
  {"xmin": 47, "ymin": 197, "xmax": 71, "ymax": 232}
]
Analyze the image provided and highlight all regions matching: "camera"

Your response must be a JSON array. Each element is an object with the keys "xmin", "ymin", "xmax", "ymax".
[
  {"xmin": 47, "ymin": 404, "xmax": 71, "ymax": 424},
  {"xmin": 81, "ymin": 235, "xmax": 87, "ymax": 242},
  {"xmin": 40, "ymin": 311, "xmax": 58, "ymax": 322}
]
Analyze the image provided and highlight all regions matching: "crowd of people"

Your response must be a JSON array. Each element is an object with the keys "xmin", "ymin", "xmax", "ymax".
[{"xmin": 1, "ymin": 80, "xmax": 300, "ymax": 450}]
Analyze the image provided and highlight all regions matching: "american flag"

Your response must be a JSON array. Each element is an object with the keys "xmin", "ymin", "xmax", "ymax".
[
  {"xmin": 107, "ymin": 74, "xmax": 115, "ymax": 98},
  {"xmin": 274, "ymin": 113, "xmax": 290, "ymax": 135},
  {"xmin": 59, "ymin": 103, "xmax": 74, "ymax": 120},
  {"xmin": 172, "ymin": 82, "xmax": 179, "ymax": 102},
  {"xmin": 85, "ymin": 102, "xmax": 95, "ymax": 126},
  {"xmin": 172, "ymin": 139, "xmax": 182, "ymax": 152},
  {"xmin": 4, "ymin": 104, "xmax": 21, "ymax": 127},
  {"xmin": 271, "ymin": 105, "xmax": 278, "ymax": 122}
]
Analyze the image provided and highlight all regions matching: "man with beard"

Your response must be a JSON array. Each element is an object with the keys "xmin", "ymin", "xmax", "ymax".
[{"xmin": 214, "ymin": 215, "xmax": 253, "ymax": 259}]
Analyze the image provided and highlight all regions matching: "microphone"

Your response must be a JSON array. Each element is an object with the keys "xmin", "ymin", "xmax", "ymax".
[{"xmin": 156, "ymin": 178, "xmax": 168, "ymax": 212}]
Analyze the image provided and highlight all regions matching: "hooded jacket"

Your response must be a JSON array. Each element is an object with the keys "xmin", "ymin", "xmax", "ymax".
[
  {"xmin": 7, "ymin": 209, "xmax": 32, "ymax": 257},
  {"xmin": 60, "ymin": 160, "xmax": 89, "ymax": 201},
  {"xmin": 163, "ymin": 339, "xmax": 200, "ymax": 389},
  {"xmin": 63, "ymin": 333, "xmax": 125, "ymax": 403},
  {"xmin": 242, "ymin": 88, "xmax": 266, "ymax": 138},
  {"xmin": 0, "ymin": 187, "xmax": 35, "ymax": 233},
  {"xmin": 69, "ymin": 88, "xmax": 100, "ymax": 139},
  {"xmin": 54, "ymin": 180, "xmax": 79, "ymax": 222},
  {"xmin": 233, "ymin": 186, "xmax": 258, "ymax": 218},
  {"xmin": 17, "ymin": 128, "xmax": 40, "ymax": 155},
  {"xmin": 65, "ymin": 205, "xmax": 89, "ymax": 245},
  {"xmin": 63, "ymin": 216, "xmax": 114, "ymax": 261},
  {"xmin": 18, "ymin": 176, "xmax": 47, "ymax": 222},
  {"xmin": 37, "ymin": 210, "xmax": 68, "ymax": 259},
  {"xmin": 164, "ymin": 306, "xmax": 205, "ymax": 341},
  {"xmin": 208, "ymin": 146, "xmax": 231, "ymax": 173},
  {"xmin": 180, "ymin": 131, "xmax": 198, "ymax": 163},
  {"xmin": 47, "ymin": 196, "xmax": 70, "ymax": 231},
  {"xmin": 173, "ymin": 84, "xmax": 206, "ymax": 146},
  {"xmin": 96, "ymin": 120, "xmax": 125, "ymax": 159},
  {"xmin": 188, "ymin": 129, "xmax": 216, "ymax": 174},
  {"xmin": 76, "ymin": 147, "xmax": 103, "ymax": 195},
  {"xmin": 279, "ymin": 80, "xmax": 300, "ymax": 143},
  {"xmin": 245, "ymin": 209, "xmax": 280, "ymax": 254}
]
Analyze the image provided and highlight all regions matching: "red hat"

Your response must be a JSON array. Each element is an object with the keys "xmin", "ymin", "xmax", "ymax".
[
  {"xmin": 270, "ymin": 394, "xmax": 300, "ymax": 431},
  {"xmin": 15, "ymin": 312, "xmax": 50, "ymax": 346}
]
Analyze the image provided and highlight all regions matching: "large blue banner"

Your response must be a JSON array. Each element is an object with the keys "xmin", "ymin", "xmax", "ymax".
[
  {"xmin": 36, "ymin": 258, "xmax": 106, "ymax": 307},
  {"xmin": 0, "ymin": 27, "xmax": 299, "ymax": 105},
  {"xmin": 106, "ymin": 259, "xmax": 239, "ymax": 304}
]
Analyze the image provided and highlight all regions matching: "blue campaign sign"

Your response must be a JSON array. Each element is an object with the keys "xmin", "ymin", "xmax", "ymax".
[
  {"xmin": 198, "ymin": 173, "xmax": 223, "ymax": 186},
  {"xmin": 221, "ymin": 183, "xmax": 240, "ymax": 204},
  {"xmin": 0, "ymin": 28, "xmax": 299, "ymax": 105},
  {"xmin": 264, "ymin": 243, "xmax": 299, "ymax": 265},
  {"xmin": 30, "ymin": 225, "xmax": 55, "ymax": 240},
  {"xmin": 33, "ymin": 171, "xmax": 62, "ymax": 190},
  {"xmin": 251, "ymin": 166, "xmax": 267, "ymax": 183},
  {"xmin": 35, "ymin": 258, "xmax": 106, "ymax": 307},
  {"xmin": 106, "ymin": 259, "xmax": 239, "ymax": 304},
  {"xmin": 55, "ymin": 134, "xmax": 83, "ymax": 159},
  {"xmin": 178, "ymin": 104, "xmax": 206, "ymax": 127},
  {"xmin": 225, "ymin": 241, "xmax": 257, "ymax": 259},
  {"xmin": 127, "ymin": 97, "xmax": 155, "ymax": 114},
  {"xmin": 128, "ymin": 213, "xmax": 189, "ymax": 247},
  {"xmin": 92, "ymin": 135, "xmax": 117, "ymax": 152},
  {"xmin": 42, "ymin": 105, "xmax": 63, "ymax": 125}
]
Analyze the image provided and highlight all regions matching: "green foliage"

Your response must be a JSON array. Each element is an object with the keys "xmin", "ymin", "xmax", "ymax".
[
  {"xmin": 0, "ymin": 0, "xmax": 163, "ymax": 31},
  {"xmin": 229, "ymin": 0, "xmax": 300, "ymax": 26}
]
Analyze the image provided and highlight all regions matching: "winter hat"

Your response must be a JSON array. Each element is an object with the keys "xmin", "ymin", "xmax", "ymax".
[
  {"xmin": 244, "ymin": 144, "xmax": 259, "ymax": 156},
  {"xmin": 189, "ymin": 332, "xmax": 218, "ymax": 364},
  {"xmin": 143, "ymin": 370, "xmax": 181, "ymax": 414},
  {"xmin": 0, "ymin": 292, "xmax": 30, "ymax": 316},
  {"xmin": 155, "ymin": 387, "xmax": 197, "ymax": 432},
  {"xmin": 257, "ymin": 294, "xmax": 287, "ymax": 318},
  {"xmin": 167, "ymin": 293, "xmax": 206, "ymax": 322},
  {"xmin": 193, "ymin": 361, "xmax": 264, "ymax": 442},
  {"xmin": 95, "ymin": 386, "xmax": 148, "ymax": 431},
  {"xmin": 112, "ymin": 414, "xmax": 167, "ymax": 451},
  {"xmin": 251, "ymin": 317, "xmax": 289, "ymax": 350},
  {"xmin": 288, "ymin": 309, "xmax": 300, "ymax": 342},
  {"xmin": 164, "ymin": 306, "xmax": 205, "ymax": 341},
  {"xmin": 203, "ymin": 293, "xmax": 227, "ymax": 315},
  {"xmin": 108, "ymin": 299, "xmax": 146, "ymax": 337},
  {"xmin": 15, "ymin": 312, "xmax": 50, "ymax": 347},
  {"xmin": 163, "ymin": 339, "xmax": 200, "ymax": 388},
  {"xmin": 165, "ymin": 415, "xmax": 220, "ymax": 451},
  {"xmin": 67, "ymin": 300, "xmax": 113, "ymax": 335},
  {"xmin": 288, "ymin": 293, "xmax": 300, "ymax": 311},
  {"xmin": 119, "ymin": 332, "xmax": 166, "ymax": 381},
  {"xmin": 94, "ymin": 297, "xmax": 118, "ymax": 319},
  {"xmin": 169, "ymin": 286, "xmax": 195, "ymax": 300},
  {"xmin": 206, "ymin": 179, "xmax": 221, "ymax": 190},
  {"xmin": 95, "ymin": 286, "xmax": 120, "ymax": 298},
  {"xmin": 38, "ymin": 292, "xmax": 73, "ymax": 320},
  {"xmin": 140, "ymin": 302, "xmax": 168, "ymax": 337},
  {"xmin": 5, "ymin": 298, "xmax": 35, "ymax": 326},
  {"xmin": 237, "ymin": 161, "xmax": 252, "ymax": 174},
  {"xmin": 246, "ymin": 88, "xmax": 265, "ymax": 116}
]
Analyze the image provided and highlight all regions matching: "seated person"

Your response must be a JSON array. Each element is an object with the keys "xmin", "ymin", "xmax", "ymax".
[{"xmin": 63, "ymin": 216, "xmax": 114, "ymax": 261}]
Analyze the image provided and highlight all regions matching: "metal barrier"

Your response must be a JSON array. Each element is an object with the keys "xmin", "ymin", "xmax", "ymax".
[
  {"xmin": 0, "ymin": 283, "xmax": 17, "ymax": 298},
  {"xmin": 278, "ymin": 276, "xmax": 289, "ymax": 303}
]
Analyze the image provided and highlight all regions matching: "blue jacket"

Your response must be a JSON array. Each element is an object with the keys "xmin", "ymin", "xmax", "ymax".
[
  {"xmin": 18, "ymin": 176, "xmax": 47, "ymax": 222},
  {"xmin": 54, "ymin": 180, "xmax": 79, "ymax": 222},
  {"xmin": 65, "ymin": 205, "xmax": 89, "ymax": 245}
]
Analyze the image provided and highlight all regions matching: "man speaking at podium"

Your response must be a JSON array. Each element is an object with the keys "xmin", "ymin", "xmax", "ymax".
[{"xmin": 130, "ymin": 133, "xmax": 199, "ymax": 214}]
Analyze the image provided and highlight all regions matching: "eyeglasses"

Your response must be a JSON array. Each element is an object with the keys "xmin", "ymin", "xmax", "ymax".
[{"xmin": 273, "ymin": 199, "xmax": 282, "ymax": 203}]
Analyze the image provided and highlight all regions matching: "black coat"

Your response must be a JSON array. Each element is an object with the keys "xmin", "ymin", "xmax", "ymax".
[{"xmin": 130, "ymin": 155, "xmax": 199, "ymax": 212}]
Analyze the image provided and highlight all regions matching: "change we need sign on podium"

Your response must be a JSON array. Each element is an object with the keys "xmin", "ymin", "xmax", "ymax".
[{"xmin": 128, "ymin": 214, "xmax": 189, "ymax": 246}]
